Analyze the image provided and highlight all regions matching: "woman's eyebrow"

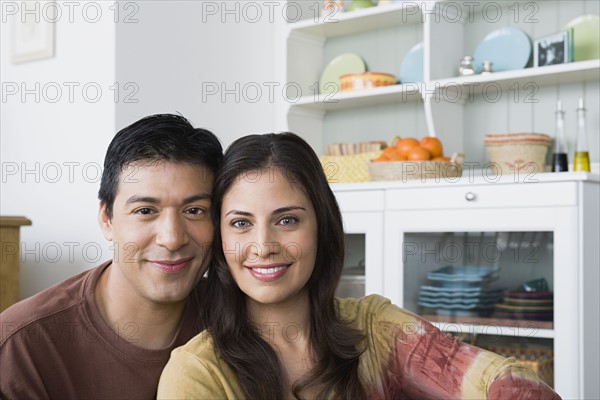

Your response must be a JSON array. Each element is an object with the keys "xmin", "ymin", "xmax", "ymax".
[
  {"xmin": 224, "ymin": 210, "xmax": 253, "ymax": 218},
  {"xmin": 224, "ymin": 206, "xmax": 305, "ymax": 218},
  {"xmin": 272, "ymin": 206, "xmax": 306, "ymax": 214}
]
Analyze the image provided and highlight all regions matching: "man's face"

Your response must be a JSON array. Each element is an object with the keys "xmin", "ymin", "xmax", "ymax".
[{"xmin": 99, "ymin": 162, "xmax": 213, "ymax": 305}]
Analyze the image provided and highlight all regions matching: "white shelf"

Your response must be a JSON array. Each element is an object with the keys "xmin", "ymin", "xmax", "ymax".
[
  {"xmin": 289, "ymin": 83, "xmax": 423, "ymax": 111},
  {"xmin": 434, "ymin": 60, "xmax": 600, "ymax": 95},
  {"xmin": 289, "ymin": 60, "xmax": 600, "ymax": 112},
  {"xmin": 288, "ymin": 2, "xmax": 423, "ymax": 38}
]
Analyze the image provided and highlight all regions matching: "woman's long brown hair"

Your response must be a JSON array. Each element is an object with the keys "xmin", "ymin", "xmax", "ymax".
[{"xmin": 203, "ymin": 132, "xmax": 366, "ymax": 399}]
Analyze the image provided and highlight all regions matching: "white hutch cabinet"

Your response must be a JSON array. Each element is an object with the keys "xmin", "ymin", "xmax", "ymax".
[{"xmin": 332, "ymin": 173, "xmax": 599, "ymax": 398}]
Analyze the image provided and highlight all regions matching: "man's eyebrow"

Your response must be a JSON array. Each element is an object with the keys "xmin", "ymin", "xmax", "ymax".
[
  {"xmin": 182, "ymin": 194, "xmax": 212, "ymax": 204},
  {"xmin": 125, "ymin": 196, "xmax": 159, "ymax": 205},
  {"xmin": 125, "ymin": 193, "xmax": 211, "ymax": 206}
]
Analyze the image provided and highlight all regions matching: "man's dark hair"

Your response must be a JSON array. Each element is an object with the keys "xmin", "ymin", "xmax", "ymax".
[{"xmin": 98, "ymin": 114, "xmax": 222, "ymax": 218}]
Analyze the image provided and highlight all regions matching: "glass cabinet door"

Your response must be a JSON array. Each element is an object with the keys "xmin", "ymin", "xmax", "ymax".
[
  {"xmin": 383, "ymin": 206, "xmax": 578, "ymax": 396},
  {"xmin": 336, "ymin": 211, "xmax": 384, "ymax": 299}
]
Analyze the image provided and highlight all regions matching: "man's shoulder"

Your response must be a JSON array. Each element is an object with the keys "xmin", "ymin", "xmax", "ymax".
[{"xmin": 0, "ymin": 261, "xmax": 110, "ymax": 345}]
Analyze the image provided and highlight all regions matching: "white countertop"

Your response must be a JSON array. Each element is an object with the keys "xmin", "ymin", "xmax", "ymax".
[{"xmin": 330, "ymin": 171, "xmax": 600, "ymax": 192}]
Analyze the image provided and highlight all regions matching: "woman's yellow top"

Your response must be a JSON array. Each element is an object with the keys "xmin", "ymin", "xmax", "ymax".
[{"xmin": 158, "ymin": 295, "xmax": 560, "ymax": 399}]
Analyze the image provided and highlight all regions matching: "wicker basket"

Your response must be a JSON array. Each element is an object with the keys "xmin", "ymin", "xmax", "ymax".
[
  {"xmin": 368, "ymin": 155, "xmax": 464, "ymax": 182},
  {"xmin": 320, "ymin": 151, "xmax": 382, "ymax": 183},
  {"xmin": 484, "ymin": 133, "xmax": 551, "ymax": 175}
]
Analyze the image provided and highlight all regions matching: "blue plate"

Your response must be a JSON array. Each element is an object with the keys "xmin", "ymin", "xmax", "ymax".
[
  {"xmin": 399, "ymin": 42, "xmax": 423, "ymax": 83},
  {"xmin": 427, "ymin": 265, "xmax": 499, "ymax": 281},
  {"xmin": 473, "ymin": 27, "xmax": 532, "ymax": 73},
  {"xmin": 418, "ymin": 300, "xmax": 495, "ymax": 311}
]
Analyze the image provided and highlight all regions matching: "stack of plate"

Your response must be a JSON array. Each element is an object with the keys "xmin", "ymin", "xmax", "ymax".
[
  {"xmin": 418, "ymin": 266, "xmax": 502, "ymax": 317},
  {"xmin": 494, "ymin": 291, "xmax": 554, "ymax": 321}
]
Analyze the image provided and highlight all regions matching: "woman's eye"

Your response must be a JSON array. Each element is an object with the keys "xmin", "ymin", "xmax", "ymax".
[
  {"xmin": 278, "ymin": 217, "xmax": 297, "ymax": 226},
  {"xmin": 232, "ymin": 220, "xmax": 251, "ymax": 229}
]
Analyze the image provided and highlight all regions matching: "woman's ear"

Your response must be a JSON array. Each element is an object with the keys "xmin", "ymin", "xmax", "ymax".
[{"xmin": 98, "ymin": 202, "xmax": 113, "ymax": 241}]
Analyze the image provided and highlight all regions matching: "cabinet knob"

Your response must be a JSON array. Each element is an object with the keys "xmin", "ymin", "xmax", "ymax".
[{"xmin": 465, "ymin": 192, "xmax": 476, "ymax": 201}]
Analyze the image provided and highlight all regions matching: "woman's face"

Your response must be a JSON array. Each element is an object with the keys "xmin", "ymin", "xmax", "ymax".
[{"xmin": 220, "ymin": 167, "xmax": 318, "ymax": 307}]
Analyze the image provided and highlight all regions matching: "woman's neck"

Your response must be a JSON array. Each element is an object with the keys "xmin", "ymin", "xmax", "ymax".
[
  {"xmin": 246, "ymin": 290, "xmax": 317, "ymax": 398},
  {"xmin": 246, "ymin": 290, "xmax": 312, "ymax": 350}
]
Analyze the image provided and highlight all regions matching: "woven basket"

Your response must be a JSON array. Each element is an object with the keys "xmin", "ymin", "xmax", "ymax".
[
  {"xmin": 320, "ymin": 151, "xmax": 382, "ymax": 183},
  {"xmin": 484, "ymin": 133, "xmax": 551, "ymax": 174},
  {"xmin": 368, "ymin": 157, "xmax": 463, "ymax": 182}
]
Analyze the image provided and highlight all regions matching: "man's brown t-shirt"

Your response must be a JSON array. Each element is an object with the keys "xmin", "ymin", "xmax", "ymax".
[{"xmin": 0, "ymin": 260, "xmax": 203, "ymax": 399}]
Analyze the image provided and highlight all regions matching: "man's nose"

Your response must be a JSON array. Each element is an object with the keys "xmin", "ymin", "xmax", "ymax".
[{"xmin": 155, "ymin": 212, "xmax": 189, "ymax": 251}]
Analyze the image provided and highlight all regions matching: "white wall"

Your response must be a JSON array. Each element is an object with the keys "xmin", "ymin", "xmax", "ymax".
[
  {"xmin": 114, "ymin": 0, "xmax": 285, "ymax": 148},
  {"xmin": 1, "ymin": 1, "xmax": 283, "ymax": 299},
  {"xmin": 1, "ymin": 2, "xmax": 117, "ymax": 298}
]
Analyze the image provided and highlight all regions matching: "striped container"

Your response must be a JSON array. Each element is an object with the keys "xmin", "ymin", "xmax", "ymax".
[{"xmin": 484, "ymin": 133, "xmax": 551, "ymax": 175}]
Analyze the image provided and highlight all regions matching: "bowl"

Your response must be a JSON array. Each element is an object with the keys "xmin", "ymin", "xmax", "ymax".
[
  {"xmin": 346, "ymin": 0, "xmax": 375, "ymax": 11},
  {"xmin": 484, "ymin": 133, "xmax": 551, "ymax": 175},
  {"xmin": 340, "ymin": 72, "xmax": 397, "ymax": 92}
]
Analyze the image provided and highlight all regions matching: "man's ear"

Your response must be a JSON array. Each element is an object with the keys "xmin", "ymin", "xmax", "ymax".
[{"xmin": 98, "ymin": 202, "xmax": 113, "ymax": 241}]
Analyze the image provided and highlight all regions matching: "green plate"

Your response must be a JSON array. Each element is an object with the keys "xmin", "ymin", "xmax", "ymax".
[
  {"xmin": 563, "ymin": 14, "xmax": 600, "ymax": 61},
  {"xmin": 319, "ymin": 53, "xmax": 366, "ymax": 94}
]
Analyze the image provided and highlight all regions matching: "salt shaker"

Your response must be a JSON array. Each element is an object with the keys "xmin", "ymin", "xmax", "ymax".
[
  {"xmin": 458, "ymin": 56, "xmax": 475, "ymax": 76},
  {"xmin": 481, "ymin": 61, "xmax": 493, "ymax": 75}
]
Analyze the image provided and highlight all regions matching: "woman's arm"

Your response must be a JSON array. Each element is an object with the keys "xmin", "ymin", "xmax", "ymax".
[{"xmin": 363, "ymin": 296, "xmax": 561, "ymax": 399}]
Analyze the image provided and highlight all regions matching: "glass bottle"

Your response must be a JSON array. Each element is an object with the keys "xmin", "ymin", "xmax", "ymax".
[
  {"xmin": 552, "ymin": 100, "xmax": 569, "ymax": 172},
  {"xmin": 574, "ymin": 98, "xmax": 591, "ymax": 171},
  {"xmin": 459, "ymin": 56, "xmax": 475, "ymax": 76}
]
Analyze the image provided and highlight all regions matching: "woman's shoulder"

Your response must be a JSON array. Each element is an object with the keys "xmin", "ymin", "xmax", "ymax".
[
  {"xmin": 159, "ymin": 331, "xmax": 243, "ymax": 399},
  {"xmin": 336, "ymin": 294, "xmax": 423, "ymax": 329},
  {"xmin": 173, "ymin": 330, "xmax": 216, "ymax": 357},
  {"xmin": 336, "ymin": 294, "xmax": 391, "ymax": 315},
  {"xmin": 336, "ymin": 294, "xmax": 397, "ymax": 322}
]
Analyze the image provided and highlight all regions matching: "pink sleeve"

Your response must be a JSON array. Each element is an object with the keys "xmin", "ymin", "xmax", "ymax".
[{"xmin": 371, "ymin": 300, "xmax": 561, "ymax": 399}]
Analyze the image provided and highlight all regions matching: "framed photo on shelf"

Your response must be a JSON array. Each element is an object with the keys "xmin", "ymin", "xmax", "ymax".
[
  {"xmin": 11, "ymin": 1, "xmax": 55, "ymax": 64},
  {"xmin": 534, "ymin": 32, "xmax": 570, "ymax": 67}
]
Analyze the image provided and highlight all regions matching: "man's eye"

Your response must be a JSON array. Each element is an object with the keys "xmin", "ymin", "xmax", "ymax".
[
  {"xmin": 186, "ymin": 207, "xmax": 205, "ymax": 215},
  {"xmin": 135, "ymin": 208, "xmax": 154, "ymax": 215}
]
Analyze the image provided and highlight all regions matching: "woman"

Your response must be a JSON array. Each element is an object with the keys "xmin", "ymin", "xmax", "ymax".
[{"xmin": 158, "ymin": 133, "xmax": 560, "ymax": 399}]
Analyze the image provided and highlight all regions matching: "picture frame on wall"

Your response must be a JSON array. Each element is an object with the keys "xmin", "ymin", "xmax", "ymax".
[
  {"xmin": 534, "ymin": 31, "xmax": 571, "ymax": 68},
  {"xmin": 11, "ymin": 1, "xmax": 55, "ymax": 64}
]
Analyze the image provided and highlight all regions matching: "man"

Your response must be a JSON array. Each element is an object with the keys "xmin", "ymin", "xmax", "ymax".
[{"xmin": 0, "ymin": 114, "xmax": 223, "ymax": 399}]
